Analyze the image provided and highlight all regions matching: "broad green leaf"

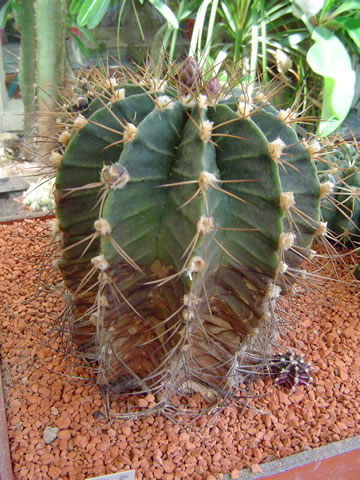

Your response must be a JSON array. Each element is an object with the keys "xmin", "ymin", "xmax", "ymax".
[
  {"xmin": 307, "ymin": 27, "xmax": 356, "ymax": 135},
  {"xmin": 332, "ymin": 0, "xmax": 360, "ymax": 17},
  {"xmin": 147, "ymin": 0, "xmax": 179, "ymax": 29},
  {"xmin": 10, "ymin": 0, "xmax": 19, "ymax": 24},
  {"xmin": 265, "ymin": 37, "xmax": 307, "ymax": 56},
  {"xmin": 87, "ymin": 0, "xmax": 110, "ymax": 29},
  {"xmin": 321, "ymin": 0, "xmax": 336, "ymax": 14},
  {"xmin": 77, "ymin": 0, "xmax": 110, "ymax": 28},
  {"xmin": 69, "ymin": 30, "xmax": 90, "ymax": 57},
  {"xmin": 179, "ymin": 0, "xmax": 202, "ymax": 20},
  {"xmin": 333, "ymin": 17, "xmax": 360, "ymax": 51},
  {"xmin": 267, "ymin": 0, "xmax": 291, "ymax": 16},
  {"xmin": 190, "ymin": 0, "xmax": 213, "ymax": 56},
  {"xmin": 205, "ymin": 0, "xmax": 219, "ymax": 57},
  {"xmin": 280, "ymin": 31, "xmax": 308, "ymax": 47},
  {"xmin": 0, "ymin": 1, "xmax": 11, "ymax": 28},
  {"xmin": 70, "ymin": 0, "xmax": 83, "ymax": 15},
  {"xmin": 219, "ymin": 2, "xmax": 236, "ymax": 32},
  {"xmin": 266, "ymin": 4, "xmax": 292, "ymax": 23},
  {"xmin": 77, "ymin": 24, "xmax": 96, "ymax": 42}
]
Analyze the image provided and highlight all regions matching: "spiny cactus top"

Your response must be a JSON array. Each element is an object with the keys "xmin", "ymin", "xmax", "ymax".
[{"xmin": 52, "ymin": 58, "xmax": 327, "ymax": 404}]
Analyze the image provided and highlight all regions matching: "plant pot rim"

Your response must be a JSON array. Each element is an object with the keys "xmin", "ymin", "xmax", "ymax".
[
  {"xmin": 0, "ymin": 358, "xmax": 14, "ymax": 480},
  {"xmin": 227, "ymin": 435, "xmax": 360, "ymax": 479}
]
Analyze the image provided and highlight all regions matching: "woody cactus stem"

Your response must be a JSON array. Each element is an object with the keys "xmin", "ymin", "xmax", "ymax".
[{"xmin": 53, "ymin": 59, "xmax": 325, "ymax": 403}]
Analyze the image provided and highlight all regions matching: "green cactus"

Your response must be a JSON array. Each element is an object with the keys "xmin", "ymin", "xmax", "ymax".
[
  {"xmin": 18, "ymin": 0, "xmax": 37, "ymax": 139},
  {"xmin": 17, "ymin": 0, "xmax": 67, "ymax": 150},
  {"xmin": 317, "ymin": 142, "xmax": 360, "ymax": 245},
  {"xmin": 317, "ymin": 141, "xmax": 360, "ymax": 280},
  {"xmin": 52, "ymin": 59, "xmax": 327, "ymax": 405}
]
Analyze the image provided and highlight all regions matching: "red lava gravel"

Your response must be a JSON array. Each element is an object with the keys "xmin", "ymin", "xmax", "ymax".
[{"xmin": 0, "ymin": 218, "xmax": 359, "ymax": 480}]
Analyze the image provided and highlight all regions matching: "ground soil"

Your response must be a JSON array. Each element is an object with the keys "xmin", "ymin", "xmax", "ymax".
[{"xmin": 0, "ymin": 218, "xmax": 359, "ymax": 480}]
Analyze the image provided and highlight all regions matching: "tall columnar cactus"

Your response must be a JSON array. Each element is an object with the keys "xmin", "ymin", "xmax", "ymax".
[
  {"xmin": 35, "ymin": 0, "xmax": 67, "ymax": 152},
  {"xmin": 52, "ymin": 59, "xmax": 328, "ymax": 406},
  {"xmin": 18, "ymin": 0, "xmax": 37, "ymax": 139},
  {"xmin": 18, "ymin": 0, "xmax": 67, "ymax": 151}
]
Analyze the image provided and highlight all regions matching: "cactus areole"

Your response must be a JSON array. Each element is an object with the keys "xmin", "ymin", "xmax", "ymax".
[{"xmin": 54, "ymin": 59, "xmax": 322, "ymax": 403}]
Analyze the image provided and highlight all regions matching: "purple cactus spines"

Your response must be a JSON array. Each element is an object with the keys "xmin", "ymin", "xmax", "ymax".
[{"xmin": 268, "ymin": 351, "xmax": 313, "ymax": 392}]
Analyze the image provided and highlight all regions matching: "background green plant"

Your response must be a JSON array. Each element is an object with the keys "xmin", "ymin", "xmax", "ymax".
[
  {"xmin": 186, "ymin": 0, "xmax": 360, "ymax": 136},
  {"xmin": 1, "ymin": 0, "xmax": 68, "ymax": 155},
  {"xmin": 75, "ymin": 0, "xmax": 359, "ymax": 137},
  {"xmin": 1, "ymin": 0, "xmax": 359, "ymax": 145},
  {"xmin": 298, "ymin": 0, "xmax": 360, "ymax": 135}
]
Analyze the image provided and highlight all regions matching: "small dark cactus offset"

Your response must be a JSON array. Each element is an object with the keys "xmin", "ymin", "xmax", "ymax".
[{"xmin": 268, "ymin": 351, "xmax": 313, "ymax": 391}]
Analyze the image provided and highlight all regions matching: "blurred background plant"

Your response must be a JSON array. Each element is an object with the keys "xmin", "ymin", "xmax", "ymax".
[
  {"xmin": 185, "ymin": 0, "xmax": 360, "ymax": 136},
  {"xmin": 1, "ymin": 0, "xmax": 68, "ymax": 157},
  {"xmin": 294, "ymin": 0, "xmax": 360, "ymax": 135},
  {"xmin": 0, "ymin": 0, "xmax": 360, "ymax": 147}
]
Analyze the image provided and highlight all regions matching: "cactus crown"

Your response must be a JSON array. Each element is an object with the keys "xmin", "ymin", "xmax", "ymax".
[{"xmin": 51, "ymin": 57, "xmax": 332, "ymax": 414}]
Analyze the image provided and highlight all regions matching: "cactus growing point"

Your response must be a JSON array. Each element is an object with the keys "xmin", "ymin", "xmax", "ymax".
[{"xmin": 50, "ymin": 58, "xmax": 338, "ymax": 411}]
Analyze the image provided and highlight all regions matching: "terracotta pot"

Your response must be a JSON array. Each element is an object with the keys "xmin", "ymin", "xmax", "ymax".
[{"xmin": 0, "ymin": 361, "xmax": 14, "ymax": 480}]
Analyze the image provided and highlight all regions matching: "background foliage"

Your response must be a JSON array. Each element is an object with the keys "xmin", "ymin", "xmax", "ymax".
[{"xmin": 1, "ymin": 0, "xmax": 360, "ymax": 137}]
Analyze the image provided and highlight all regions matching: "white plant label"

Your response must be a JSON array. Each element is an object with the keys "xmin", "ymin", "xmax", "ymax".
[{"xmin": 86, "ymin": 470, "xmax": 135, "ymax": 480}]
